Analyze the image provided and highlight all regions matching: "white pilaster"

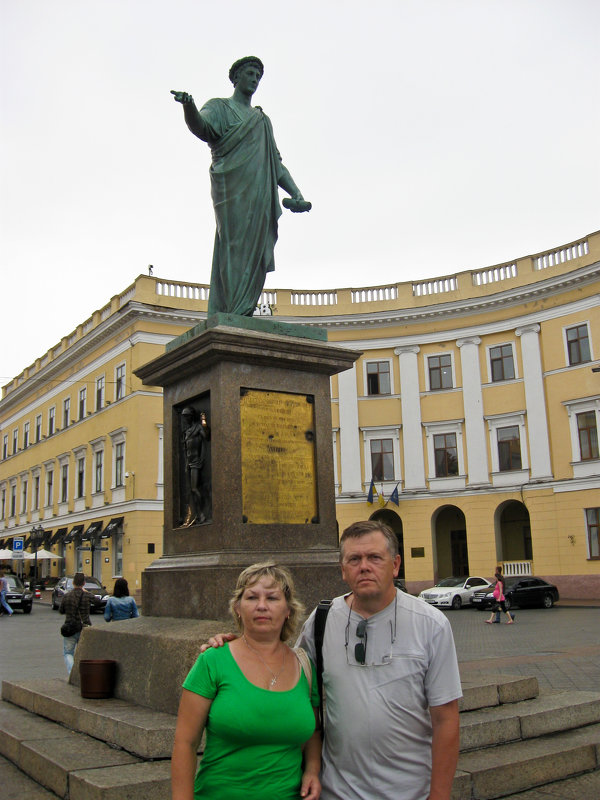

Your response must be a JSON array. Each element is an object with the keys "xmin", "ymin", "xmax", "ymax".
[
  {"xmin": 516, "ymin": 324, "xmax": 552, "ymax": 479},
  {"xmin": 337, "ymin": 365, "xmax": 363, "ymax": 493},
  {"xmin": 395, "ymin": 346, "xmax": 427, "ymax": 490},
  {"xmin": 456, "ymin": 337, "xmax": 490, "ymax": 486}
]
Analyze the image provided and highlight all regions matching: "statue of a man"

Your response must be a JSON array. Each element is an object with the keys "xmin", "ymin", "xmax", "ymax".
[
  {"xmin": 180, "ymin": 406, "xmax": 211, "ymax": 526},
  {"xmin": 171, "ymin": 57, "xmax": 311, "ymax": 317}
]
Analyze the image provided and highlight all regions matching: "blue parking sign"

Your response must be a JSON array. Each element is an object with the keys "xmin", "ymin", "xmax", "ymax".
[{"xmin": 13, "ymin": 537, "xmax": 24, "ymax": 556}]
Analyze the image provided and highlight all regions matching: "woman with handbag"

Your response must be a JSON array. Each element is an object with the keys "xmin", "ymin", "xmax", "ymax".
[
  {"xmin": 486, "ymin": 567, "xmax": 514, "ymax": 624},
  {"xmin": 59, "ymin": 572, "xmax": 91, "ymax": 674},
  {"xmin": 171, "ymin": 562, "xmax": 321, "ymax": 800}
]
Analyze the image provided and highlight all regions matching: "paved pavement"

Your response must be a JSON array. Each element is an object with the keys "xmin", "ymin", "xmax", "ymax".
[{"xmin": 1, "ymin": 597, "xmax": 598, "ymax": 691}]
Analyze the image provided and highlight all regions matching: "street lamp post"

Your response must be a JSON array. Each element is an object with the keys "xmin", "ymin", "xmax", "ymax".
[{"xmin": 30, "ymin": 524, "xmax": 45, "ymax": 590}]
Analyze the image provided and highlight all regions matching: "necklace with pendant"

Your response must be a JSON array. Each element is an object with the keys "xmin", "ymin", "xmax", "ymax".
[{"xmin": 243, "ymin": 635, "xmax": 286, "ymax": 689}]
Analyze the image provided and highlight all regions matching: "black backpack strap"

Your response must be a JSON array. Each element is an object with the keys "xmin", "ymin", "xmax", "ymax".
[{"xmin": 314, "ymin": 599, "xmax": 332, "ymax": 735}]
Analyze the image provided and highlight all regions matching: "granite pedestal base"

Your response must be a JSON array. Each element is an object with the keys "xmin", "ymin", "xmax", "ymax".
[{"xmin": 135, "ymin": 316, "xmax": 361, "ymax": 619}]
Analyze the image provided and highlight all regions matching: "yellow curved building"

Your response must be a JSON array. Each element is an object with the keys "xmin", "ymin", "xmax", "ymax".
[{"xmin": 1, "ymin": 231, "xmax": 599, "ymax": 599}]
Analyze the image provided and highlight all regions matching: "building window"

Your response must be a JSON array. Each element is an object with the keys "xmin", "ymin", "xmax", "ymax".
[
  {"xmin": 48, "ymin": 407, "xmax": 55, "ymax": 436},
  {"xmin": 10, "ymin": 484, "xmax": 16, "ymax": 517},
  {"xmin": 35, "ymin": 415, "xmax": 42, "ymax": 443},
  {"xmin": 586, "ymin": 508, "xmax": 600, "ymax": 559},
  {"xmin": 21, "ymin": 480, "xmax": 28, "ymax": 514},
  {"xmin": 490, "ymin": 344, "xmax": 515, "ymax": 382},
  {"xmin": 428, "ymin": 354, "xmax": 453, "ymax": 390},
  {"xmin": 497, "ymin": 426, "xmax": 522, "ymax": 471},
  {"xmin": 23, "ymin": 422, "xmax": 30, "ymax": 449},
  {"xmin": 113, "ymin": 532, "xmax": 123, "ymax": 576},
  {"xmin": 577, "ymin": 412, "xmax": 599, "ymax": 461},
  {"xmin": 12, "ymin": 429, "xmax": 18, "ymax": 454},
  {"xmin": 63, "ymin": 397, "xmax": 70, "ymax": 428},
  {"xmin": 33, "ymin": 476, "xmax": 40, "ymax": 511},
  {"xmin": 366, "ymin": 361, "xmax": 391, "ymax": 396},
  {"xmin": 60, "ymin": 464, "xmax": 69, "ymax": 503},
  {"xmin": 434, "ymin": 433, "xmax": 458, "ymax": 477},
  {"xmin": 115, "ymin": 364, "xmax": 126, "ymax": 401},
  {"xmin": 566, "ymin": 324, "xmax": 591, "ymax": 366},
  {"xmin": 77, "ymin": 457, "xmax": 85, "ymax": 498},
  {"xmin": 95, "ymin": 450, "xmax": 104, "ymax": 493},
  {"xmin": 96, "ymin": 377, "xmax": 105, "ymax": 411},
  {"xmin": 46, "ymin": 470, "xmax": 54, "ymax": 506},
  {"xmin": 79, "ymin": 387, "xmax": 87, "ymax": 420},
  {"xmin": 115, "ymin": 442, "xmax": 125, "ymax": 487},
  {"xmin": 2, "ymin": 435, "xmax": 7, "ymax": 460},
  {"xmin": 370, "ymin": 438, "xmax": 394, "ymax": 481}
]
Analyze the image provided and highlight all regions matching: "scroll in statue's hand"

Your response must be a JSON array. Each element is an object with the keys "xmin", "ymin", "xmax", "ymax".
[{"xmin": 283, "ymin": 197, "xmax": 312, "ymax": 213}]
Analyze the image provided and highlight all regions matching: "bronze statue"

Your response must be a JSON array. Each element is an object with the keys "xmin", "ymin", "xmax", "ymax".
[
  {"xmin": 171, "ymin": 57, "xmax": 311, "ymax": 317},
  {"xmin": 180, "ymin": 406, "xmax": 211, "ymax": 526}
]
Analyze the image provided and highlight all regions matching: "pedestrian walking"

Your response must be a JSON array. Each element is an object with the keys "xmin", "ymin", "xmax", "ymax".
[
  {"xmin": 59, "ymin": 572, "xmax": 91, "ymax": 675},
  {"xmin": 486, "ymin": 567, "xmax": 514, "ymax": 624},
  {"xmin": 0, "ymin": 568, "xmax": 14, "ymax": 617}
]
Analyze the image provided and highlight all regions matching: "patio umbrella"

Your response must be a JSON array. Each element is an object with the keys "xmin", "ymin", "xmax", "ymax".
[
  {"xmin": 0, "ymin": 548, "xmax": 13, "ymax": 559},
  {"xmin": 32, "ymin": 548, "xmax": 63, "ymax": 559}
]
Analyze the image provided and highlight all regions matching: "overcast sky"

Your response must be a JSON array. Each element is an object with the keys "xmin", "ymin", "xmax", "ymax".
[{"xmin": 1, "ymin": 0, "xmax": 599, "ymax": 384}]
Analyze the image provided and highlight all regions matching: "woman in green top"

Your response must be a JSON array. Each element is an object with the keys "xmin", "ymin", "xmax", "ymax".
[{"xmin": 171, "ymin": 562, "xmax": 321, "ymax": 800}]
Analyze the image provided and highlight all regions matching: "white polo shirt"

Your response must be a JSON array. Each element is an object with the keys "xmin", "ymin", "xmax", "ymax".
[{"xmin": 297, "ymin": 590, "xmax": 462, "ymax": 800}]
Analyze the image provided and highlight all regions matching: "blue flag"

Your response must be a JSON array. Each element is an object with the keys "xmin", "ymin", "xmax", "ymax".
[
  {"xmin": 367, "ymin": 478, "xmax": 375, "ymax": 505},
  {"xmin": 390, "ymin": 484, "xmax": 400, "ymax": 506}
]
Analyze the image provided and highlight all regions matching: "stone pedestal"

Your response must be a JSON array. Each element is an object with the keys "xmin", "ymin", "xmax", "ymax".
[{"xmin": 135, "ymin": 315, "xmax": 361, "ymax": 618}]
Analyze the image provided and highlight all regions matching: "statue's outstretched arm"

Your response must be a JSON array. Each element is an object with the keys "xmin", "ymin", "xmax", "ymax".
[
  {"xmin": 170, "ymin": 90, "xmax": 209, "ymax": 142},
  {"xmin": 278, "ymin": 166, "xmax": 311, "ymax": 213}
]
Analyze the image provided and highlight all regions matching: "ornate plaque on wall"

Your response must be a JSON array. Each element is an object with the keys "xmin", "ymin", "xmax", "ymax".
[{"xmin": 240, "ymin": 389, "xmax": 318, "ymax": 524}]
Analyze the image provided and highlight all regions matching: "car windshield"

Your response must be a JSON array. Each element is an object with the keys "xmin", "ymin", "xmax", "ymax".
[
  {"xmin": 64, "ymin": 577, "xmax": 103, "ymax": 591},
  {"xmin": 6, "ymin": 576, "xmax": 24, "ymax": 590},
  {"xmin": 435, "ymin": 577, "xmax": 464, "ymax": 587}
]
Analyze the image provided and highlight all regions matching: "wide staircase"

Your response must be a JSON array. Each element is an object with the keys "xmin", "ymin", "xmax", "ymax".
[{"xmin": 1, "ymin": 674, "xmax": 600, "ymax": 799}]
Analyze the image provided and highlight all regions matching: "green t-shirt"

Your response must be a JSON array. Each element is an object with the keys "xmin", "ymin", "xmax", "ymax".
[{"xmin": 182, "ymin": 644, "xmax": 319, "ymax": 800}]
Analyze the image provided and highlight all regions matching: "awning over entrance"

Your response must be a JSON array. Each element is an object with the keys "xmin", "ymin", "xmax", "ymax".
[
  {"xmin": 63, "ymin": 524, "xmax": 84, "ymax": 545},
  {"xmin": 81, "ymin": 521, "xmax": 103, "ymax": 541},
  {"xmin": 49, "ymin": 527, "xmax": 68, "ymax": 545},
  {"xmin": 101, "ymin": 517, "xmax": 124, "ymax": 539},
  {"xmin": 23, "ymin": 536, "xmax": 32, "ymax": 549}
]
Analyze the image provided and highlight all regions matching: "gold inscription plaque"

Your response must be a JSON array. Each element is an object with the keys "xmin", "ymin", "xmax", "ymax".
[{"xmin": 240, "ymin": 389, "xmax": 317, "ymax": 524}]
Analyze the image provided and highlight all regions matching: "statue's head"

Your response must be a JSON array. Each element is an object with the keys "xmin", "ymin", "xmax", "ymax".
[
  {"xmin": 181, "ymin": 406, "xmax": 196, "ymax": 425},
  {"xmin": 229, "ymin": 56, "xmax": 264, "ymax": 86}
]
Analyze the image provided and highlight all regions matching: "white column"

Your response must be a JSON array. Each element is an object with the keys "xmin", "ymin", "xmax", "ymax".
[
  {"xmin": 156, "ymin": 424, "xmax": 164, "ymax": 500},
  {"xmin": 456, "ymin": 337, "xmax": 490, "ymax": 486},
  {"xmin": 515, "ymin": 324, "xmax": 552, "ymax": 479},
  {"xmin": 395, "ymin": 346, "xmax": 426, "ymax": 490},
  {"xmin": 337, "ymin": 365, "xmax": 363, "ymax": 493}
]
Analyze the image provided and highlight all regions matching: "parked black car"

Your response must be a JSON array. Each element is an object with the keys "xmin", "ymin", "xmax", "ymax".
[
  {"xmin": 471, "ymin": 577, "xmax": 559, "ymax": 610},
  {"xmin": 51, "ymin": 576, "xmax": 109, "ymax": 613},
  {"xmin": 3, "ymin": 574, "xmax": 34, "ymax": 614}
]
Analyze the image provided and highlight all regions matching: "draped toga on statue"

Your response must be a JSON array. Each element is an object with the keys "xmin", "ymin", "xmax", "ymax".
[{"xmin": 197, "ymin": 98, "xmax": 283, "ymax": 317}]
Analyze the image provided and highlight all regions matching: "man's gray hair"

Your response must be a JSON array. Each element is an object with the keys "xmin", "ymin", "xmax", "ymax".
[{"xmin": 339, "ymin": 520, "xmax": 399, "ymax": 561}]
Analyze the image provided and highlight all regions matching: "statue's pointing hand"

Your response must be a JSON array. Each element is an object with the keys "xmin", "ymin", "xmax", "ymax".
[
  {"xmin": 282, "ymin": 197, "xmax": 312, "ymax": 213},
  {"xmin": 171, "ymin": 90, "xmax": 194, "ymax": 105}
]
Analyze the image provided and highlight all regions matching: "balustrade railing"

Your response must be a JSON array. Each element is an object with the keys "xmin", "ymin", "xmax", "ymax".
[
  {"xmin": 351, "ymin": 286, "xmax": 398, "ymax": 303},
  {"xmin": 290, "ymin": 290, "xmax": 337, "ymax": 306},
  {"xmin": 412, "ymin": 275, "xmax": 458, "ymax": 296},
  {"xmin": 502, "ymin": 560, "xmax": 533, "ymax": 577},
  {"xmin": 534, "ymin": 238, "xmax": 589, "ymax": 270},
  {"xmin": 472, "ymin": 262, "xmax": 518, "ymax": 286}
]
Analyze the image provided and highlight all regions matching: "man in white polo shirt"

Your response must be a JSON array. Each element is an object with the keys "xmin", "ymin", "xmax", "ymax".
[{"xmin": 297, "ymin": 520, "xmax": 461, "ymax": 800}]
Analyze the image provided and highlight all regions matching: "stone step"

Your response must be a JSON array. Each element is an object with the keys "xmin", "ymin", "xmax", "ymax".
[
  {"xmin": 459, "ymin": 675, "xmax": 539, "ymax": 713},
  {"xmin": 0, "ymin": 754, "xmax": 61, "ymax": 800},
  {"xmin": 0, "ymin": 701, "xmax": 145, "ymax": 799},
  {"xmin": 500, "ymin": 768, "xmax": 600, "ymax": 798},
  {"xmin": 460, "ymin": 690, "xmax": 600, "ymax": 751},
  {"xmin": 455, "ymin": 722, "xmax": 600, "ymax": 799},
  {"xmin": 2, "ymin": 678, "xmax": 176, "ymax": 759}
]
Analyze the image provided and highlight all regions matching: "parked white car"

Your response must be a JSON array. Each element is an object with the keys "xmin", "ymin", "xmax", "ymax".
[{"xmin": 419, "ymin": 576, "xmax": 492, "ymax": 609}]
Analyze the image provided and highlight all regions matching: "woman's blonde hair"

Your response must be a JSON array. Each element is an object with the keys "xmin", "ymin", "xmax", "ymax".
[{"xmin": 229, "ymin": 562, "xmax": 304, "ymax": 641}]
